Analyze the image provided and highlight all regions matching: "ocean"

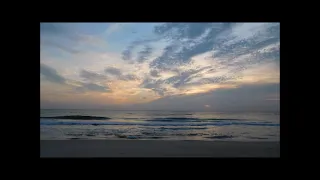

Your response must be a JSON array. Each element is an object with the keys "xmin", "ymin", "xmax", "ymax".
[{"xmin": 40, "ymin": 109, "xmax": 280, "ymax": 141}]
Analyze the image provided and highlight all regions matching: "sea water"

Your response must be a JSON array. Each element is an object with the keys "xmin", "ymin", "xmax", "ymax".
[{"xmin": 40, "ymin": 109, "xmax": 279, "ymax": 141}]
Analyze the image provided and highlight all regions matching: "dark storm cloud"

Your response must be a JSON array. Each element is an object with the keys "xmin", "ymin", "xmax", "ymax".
[
  {"xmin": 80, "ymin": 69, "xmax": 107, "ymax": 82},
  {"xmin": 40, "ymin": 63, "xmax": 66, "ymax": 84}
]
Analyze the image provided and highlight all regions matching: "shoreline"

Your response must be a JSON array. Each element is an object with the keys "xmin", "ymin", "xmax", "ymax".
[{"xmin": 40, "ymin": 140, "xmax": 280, "ymax": 157}]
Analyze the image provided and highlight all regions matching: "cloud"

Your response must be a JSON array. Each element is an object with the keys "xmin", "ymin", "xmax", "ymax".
[
  {"xmin": 104, "ymin": 66, "xmax": 139, "ymax": 81},
  {"xmin": 122, "ymin": 45, "xmax": 134, "ymax": 61},
  {"xmin": 40, "ymin": 63, "xmax": 66, "ymax": 84},
  {"xmin": 74, "ymin": 34, "xmax": 108, "ymax": 48},
  {"xmin": 40, "ymin": 23, "xmax": 77, "ymax": 41},
  {"xmin": 41, "ymin": 23, "xmax": 108, "ymax": 54},
  {"xmin": 80, "ymin": 69, "xmax": 107, "ymax": 82},
  {"xmin": 136, "ymin": 45, "xmax": 153, "ymax": 62},
  {"xmin": 75, "ymin": 82, "xmax": 111, "ymax": 93},
  {"xmin": 119, "ymin": 23, "xmax": 279, "ymax": 82},
  {"xmin": 105, "ymin": 67, "xmax": 122, "ymax": 76},
  {"xmin": 121, "ymin": 38, "xmax": 160, "ymax": 61},
  {"xmin": 104, "ymin": 23, "xmax": 137, "ymax": 36},
  {"xmin": 105, "ymin": 23, "xmax": 122, "ymax": 36},
  {"xmin": 169, "ymin": 66, "xmax": 212, "ymax": 88},
  {"xmin": 139, "ymin": 78, "xmax": 173, "ymax": 97},
  {"xmin": 119, "ymin": 74, "xmax": 139, "ymax": 81},
  {"xmin": 132, "ymin": 83, "xmax": 280, "ymax": 112},
  {"xmin": 140, "ymin": 65, "xmax": 212, "ymax": 96},
  {"xmin": 150, "ymin": 70, "xmax": 160, "ymax": 77},
  {"xmin": 41, "ymin": 63, "xmax": 111, "ymax": 93},
  {"xmin": 41, "ymin": 23, "xmax": 280, "ymax": 109},
  {"xmin": 41, "ymin": 39, "xmax": 81, "ymax": 54},
  {"xmin": 40, "ymin": 23, "xmax": 69, "ymax": 35},
  {"xmin": 150, "ymin": 23, "xmax": 230, "ymax": 68}
]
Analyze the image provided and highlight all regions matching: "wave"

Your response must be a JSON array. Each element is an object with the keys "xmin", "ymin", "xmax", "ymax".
[
  {"xmin": 159, "ymin": 127, "xmax": 207, "ymax": 130},
  {"xmin": 149, "ymin": 117, "xmax": 244, "ymax": 122},
  {"xmin": 146, "ymin": 113, "xmax": 193, "ymax": 116},
  {"xmin": 40, "ymin": 115, "xmax": 111, "ymax": 120},
  {"xmin": 152, "ymin": 117, "xmax": 199, "ymax": 121},
  {"xmin": 40, "ymin": 120, "xmax": 279, "ymax": 127},
  {"xmin": 122, "ymin": 117, "xmax": 244, "ymax": 122},
  {"xmin": 205, "ymin": 135, "xmax": 234, "ymax": 139},
  {"xmin": 40, "ymin": 116, "xmax": 252, "ymax": 122}
]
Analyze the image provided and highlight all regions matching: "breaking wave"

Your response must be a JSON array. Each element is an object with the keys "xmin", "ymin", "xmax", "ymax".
[
  {"xmin": 40, "ymin": 115, "xmax": 111, "ymax": 120},
  {"xmin": 40, "ymin": 119, "xmax": 279, "ymax": 127}
]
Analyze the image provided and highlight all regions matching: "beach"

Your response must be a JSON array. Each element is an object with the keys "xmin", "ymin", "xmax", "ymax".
[{"xmin": 40, "ymin": 140, "xmax": 280, "ymax": 157}]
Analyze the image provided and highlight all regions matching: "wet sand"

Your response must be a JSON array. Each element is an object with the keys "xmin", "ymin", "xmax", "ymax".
[{"xmin": 40, "ymin": 140, "xmax": 280, "ymax": 157}]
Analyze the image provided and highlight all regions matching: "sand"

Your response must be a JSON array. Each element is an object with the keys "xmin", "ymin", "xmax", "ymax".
[{"xmin": 40, "ymin": 140, "xmax": 280, "ymax": 157}]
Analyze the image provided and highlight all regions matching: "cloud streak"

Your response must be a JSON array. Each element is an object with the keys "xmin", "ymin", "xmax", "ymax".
[
  {"xmin": 75, "ymin": 82, "xmax": 111, "ymax": 93},
  {"xmin": 41, "ymin": 39, "xmax": 81, "ymax": 54},
  {"xmin": 41, "ymin": 63, "xmax": 111, "ymax": 93},
  {"xmin": 41, "ymin": 23, "xmax": 280, "ymax": 110},
  {"xmin": 80, "ymin": 69, "xmax": 107, "ymax": 82},
  {"xmin": 41, "ymin": 23, "xmax": 108, "ymax": 54},
  {"xmin": 40, "ymin": 63, "xmax": 66, "ymax": 84},
  {"xmin": 105, "ymin": 67, "xmax": 122, "ymax": 76}
]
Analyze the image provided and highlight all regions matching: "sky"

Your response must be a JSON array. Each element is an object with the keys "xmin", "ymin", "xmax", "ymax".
[{"xmin": 40, "ymin": 22, "xmax": 280, "ymax": 112}]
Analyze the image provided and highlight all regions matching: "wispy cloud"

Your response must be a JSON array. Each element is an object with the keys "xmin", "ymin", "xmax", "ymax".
[
  {"xmin": 80, "ymin": 69, "xmax": 107, "ymax": 82},
  {"xmin": 136, "ymin": 45, "xmax": 153, "ymax": 63},
  {"xmin": 41, "ymin": 23, "xmax": 280, "ymax": 110},
  {"xmin": 41, "ymin": 23, "xmax": 108, "ymax": 54},
  {"xmin": 105, "ymin": 23, "xmax": 122, "ymax": 36},
  {"xmin": 40, "ymin": 63, "xmax": 66, "ymax": 84},
  {"xmin": 105, "ymin": 67, "xmax": 122, "ymax": 76},
  {"xmin": 75, "ymin": 82, "xmax": 111, "ymax": 93},
  {"xmin": 41, "ymin": 63, "xmax": 111, "ymax": 93},
  {"xmin": 41, "ymin": 39, "xmax": 81, "ymax": 54},
  {"xmin": 121, "ymin": 38, "xmax": 161, "ymax": 61}
]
